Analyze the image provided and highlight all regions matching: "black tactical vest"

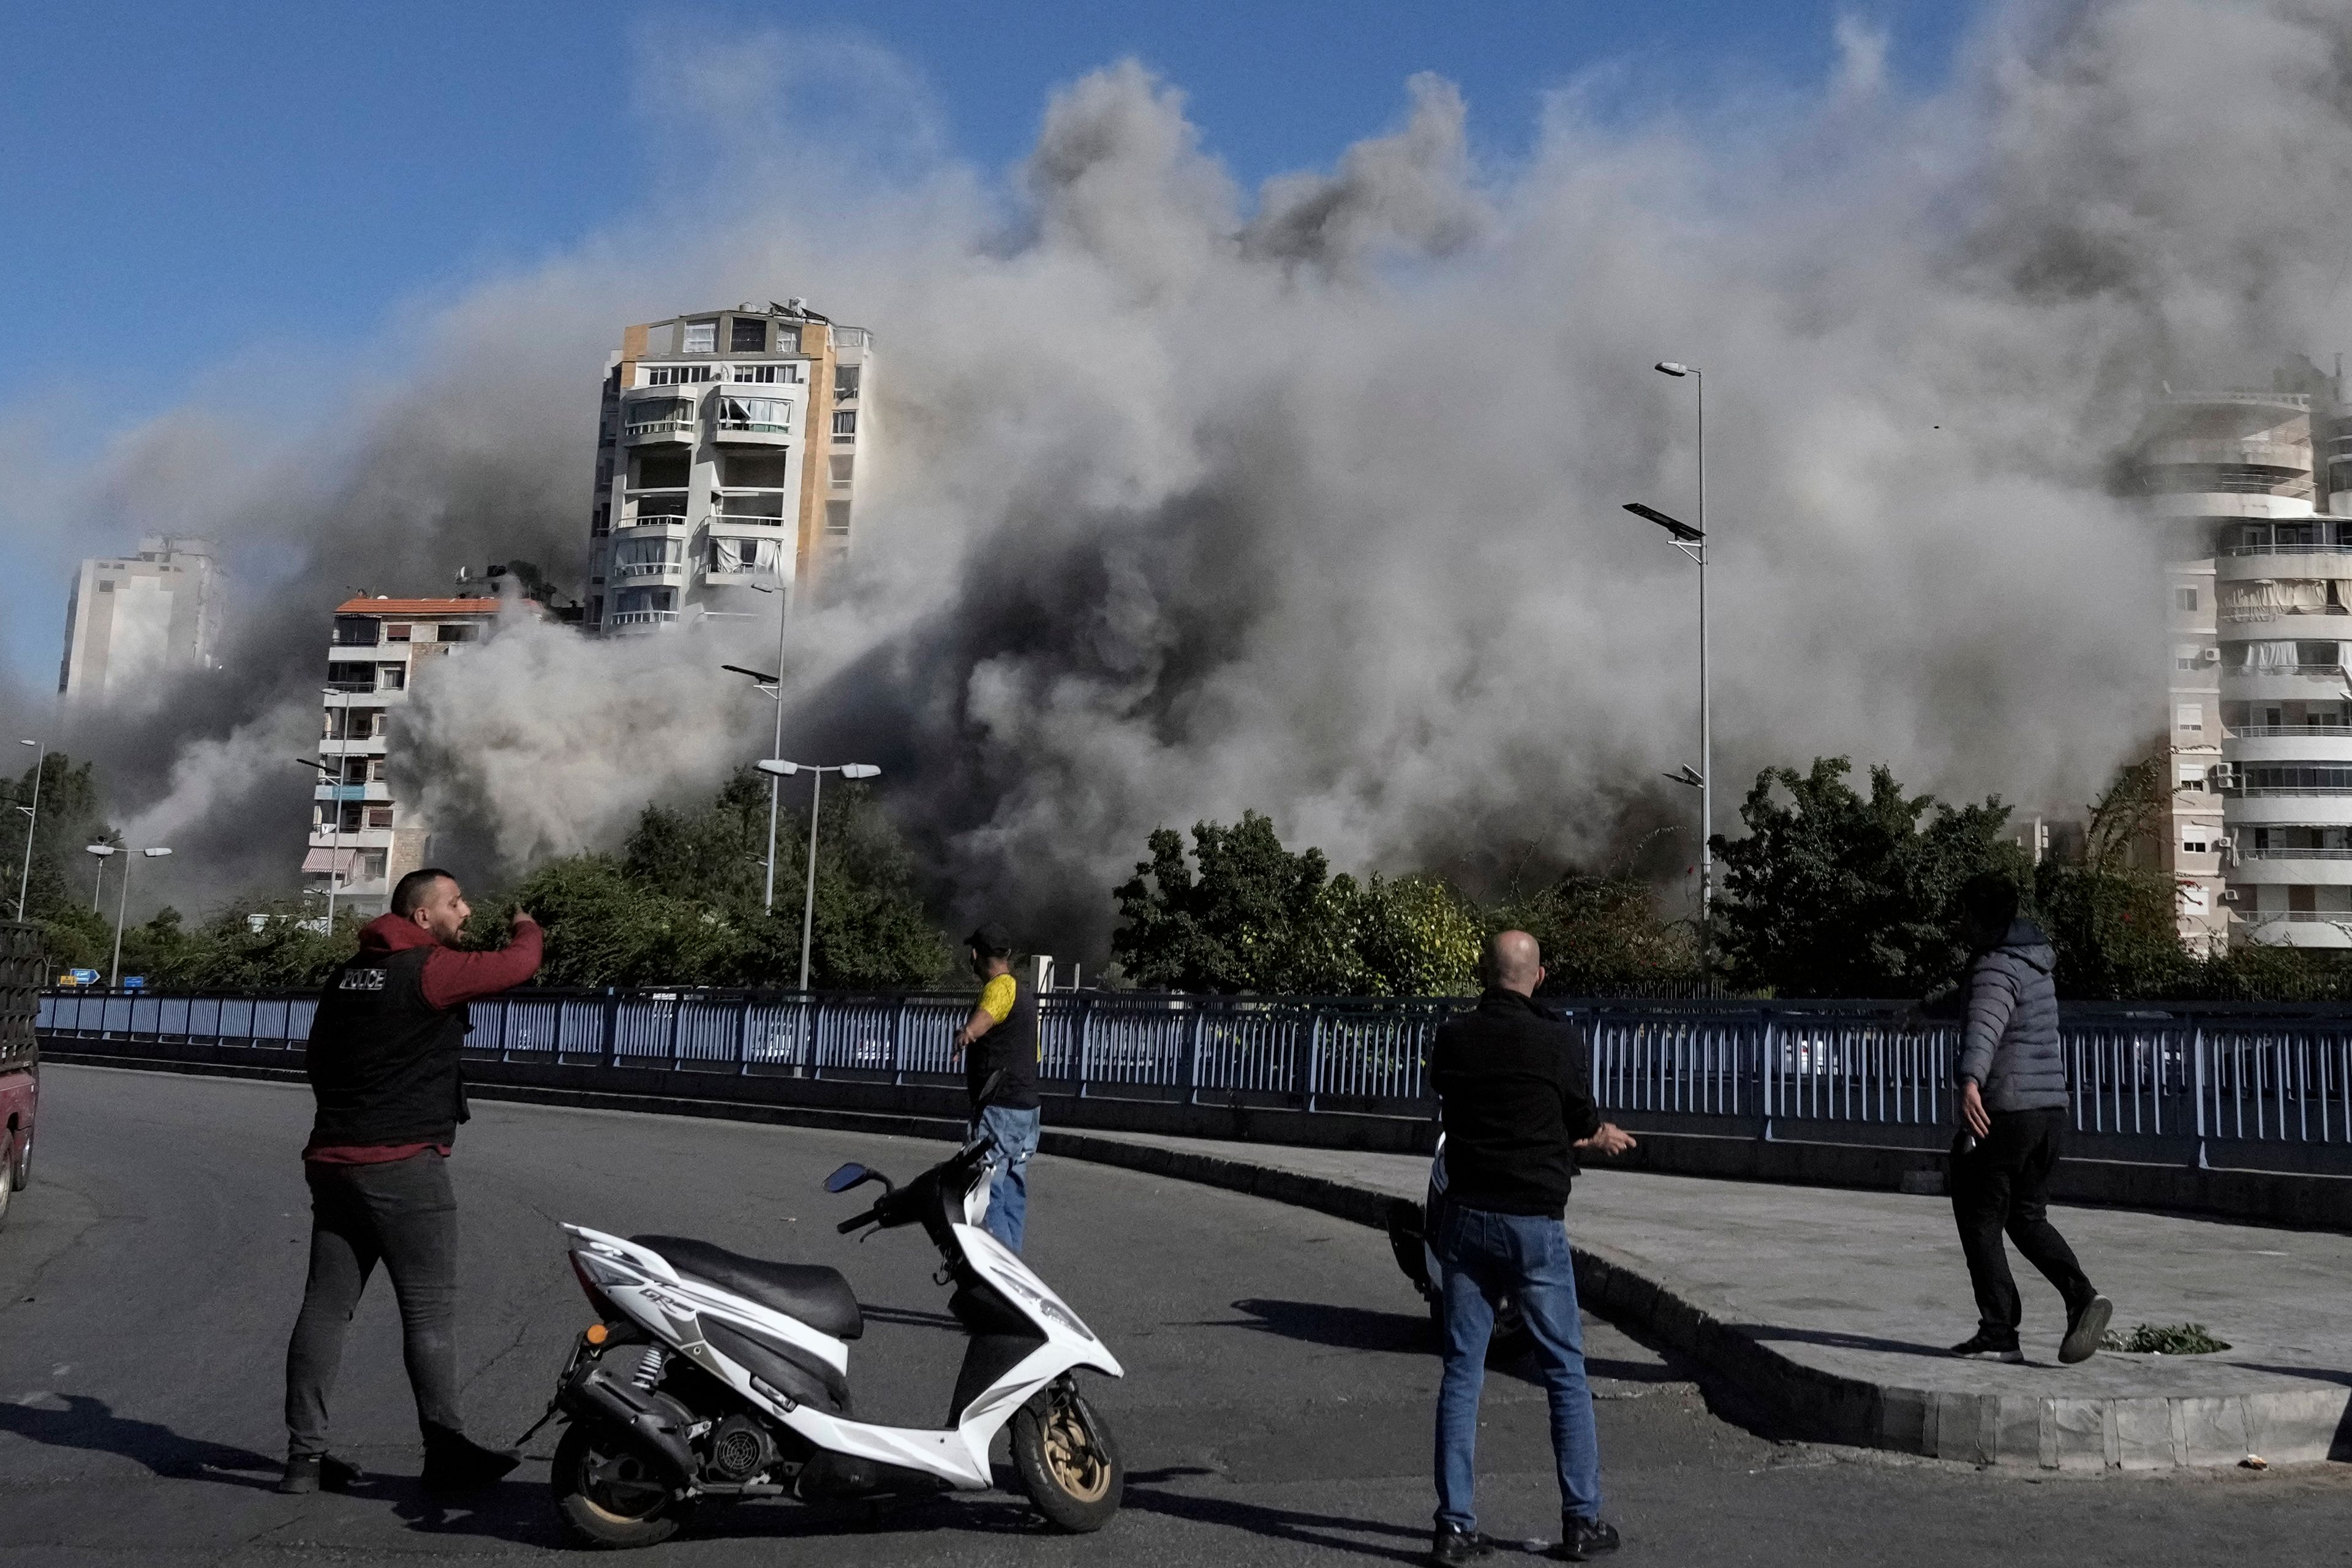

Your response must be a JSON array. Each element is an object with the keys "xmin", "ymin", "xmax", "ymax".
[
  {"xmin": 968, "ymin": 973, "xmax": 1041, "ymax": 1112},
  {"xmin": 305, "ymin": 946, "xmax": 471, "ymax": 1146}
]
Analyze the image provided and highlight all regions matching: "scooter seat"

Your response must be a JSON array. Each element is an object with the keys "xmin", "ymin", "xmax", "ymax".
[{"xmin": 631, "ymin": 1235, "xmax": 864, "ymax": 1340}]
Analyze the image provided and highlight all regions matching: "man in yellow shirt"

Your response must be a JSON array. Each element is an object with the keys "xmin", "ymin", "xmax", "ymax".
[{"xmin": 951, "ymin": 924, "xmax": 1042, "ymax": 1252}]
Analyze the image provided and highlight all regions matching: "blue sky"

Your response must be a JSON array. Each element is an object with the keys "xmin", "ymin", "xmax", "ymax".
[{"xmin": 1, "ymin": 1, "xmax": 1970, "ymax": 419}]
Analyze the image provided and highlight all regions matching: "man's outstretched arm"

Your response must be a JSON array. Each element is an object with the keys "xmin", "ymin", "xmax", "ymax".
[{"xmin": 420, "ymin": 910, "xmax": 543, "ymax": 1010}]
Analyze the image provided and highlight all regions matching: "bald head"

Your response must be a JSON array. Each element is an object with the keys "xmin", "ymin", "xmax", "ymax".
[{"xmin": 1484, "ymin": 930, "xmax": 1544, "ymax": 997}]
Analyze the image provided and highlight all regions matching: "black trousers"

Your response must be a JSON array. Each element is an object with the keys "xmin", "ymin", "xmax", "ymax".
[
  {"xmin": 284, "ymin": 1151, "xmax": 462, "ymax": 1458},
  {"xmin": 1950, "ymin": 1109, "xmax": 2095, "ymax": 1338}
]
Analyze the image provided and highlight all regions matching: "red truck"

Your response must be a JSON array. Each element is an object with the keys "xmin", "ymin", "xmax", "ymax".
[{"xmin": 0, "ymin": 921, "xmax": 39, "ymax": 1229}]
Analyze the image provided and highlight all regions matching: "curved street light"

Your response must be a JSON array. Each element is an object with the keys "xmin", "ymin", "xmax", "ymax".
[
  {"xmin": 13, "ymin": 738, "xmax": 42, "ymax": 920},
  {"xmin": 85, "ymin": 842, "xmax": 118, "ymax": 910},
  {"xmin": 1628, "ymin": 357, "xmax": 1711, "ymax": 977},
  {"xmin": 756, "ymin": 760, "xmax": 881, "ymax": 990},
  {"xmin": 110, "ymin": 846, "xmax": 172, "ymax": 989}
]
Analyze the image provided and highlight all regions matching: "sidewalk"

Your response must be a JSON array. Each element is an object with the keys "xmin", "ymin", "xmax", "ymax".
[{"xmin": 1048, "ymin": 1130, "xmax": 2352, "ymax": 1472}]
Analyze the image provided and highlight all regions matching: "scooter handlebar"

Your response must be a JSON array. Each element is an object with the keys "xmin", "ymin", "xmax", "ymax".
[{"xmin": 837, "ymin": 1208, "xmax": 881, "ymax": 1234}]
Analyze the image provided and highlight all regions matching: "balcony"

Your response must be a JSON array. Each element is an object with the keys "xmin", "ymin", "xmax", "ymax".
[
  {"xmin": 2234, "ymin": 725, "xmax": 2352, "ymax": 738},
  {"xmin": 2238, "ymin": 847, "xmax": 2352, "ymax": 861},
  {"xmin": 606, "ymin": 609, "xmax": 682, "ymax": 628},
  {"xmin": 611, "ymin": 557, "xmax": 687, "ymax": 581},
  {"xmin": 2144, "ymin": 438, "xmax": 2312, "ymax": 473},
  {"xmin": 713, "ymin": 394, "xmax": 795, "ymax": 447},
  {"xmin": 2234, "ymin": 911, "xmax": 2352, "ymax": 948},
  {"xmin": 620, "ymin": 396, "xmax": 698, "ymax": 447}
]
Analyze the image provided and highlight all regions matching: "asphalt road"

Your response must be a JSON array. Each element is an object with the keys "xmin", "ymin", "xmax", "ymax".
[{"xmin": 1, "ymin": 1065, "xmax": 2346, "ymax": 1567}]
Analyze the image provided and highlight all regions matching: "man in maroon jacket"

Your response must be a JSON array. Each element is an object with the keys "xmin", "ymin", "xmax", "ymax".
[{"xmin": 279, "ymin": 867, "xmax": 542, "ymax": 1496}]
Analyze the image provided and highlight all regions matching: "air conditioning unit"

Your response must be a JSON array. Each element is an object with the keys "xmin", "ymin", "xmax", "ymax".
[
  {"xmin": 2220, "ymin": 889, "xmax": 2241, "ymax": 902},
  {"xmin": 2199, "ymin": 647, "xmax": 2222, "ymax": 665},
  {"xmin": 2210, "ymin": 762, "xmax": 2237, "ymax": 788}
]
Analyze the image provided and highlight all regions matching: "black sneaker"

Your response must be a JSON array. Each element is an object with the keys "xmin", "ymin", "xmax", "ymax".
[
  {"xmin": 1949, "ymin": 1329, "xmax": 2024, "ymax": 1363},
  {"xmin": 2059, "ymin": 1294, "xmax": 2113, "ymax": 1365},
  {"xmin": 277, "ymin": 1453, "xmax": 360, "ymax": 1494},
  {"xmin": 1431, "ymin": 1523, "xmax": 1496, "ymax": 1566},
  {"xmin": 1556, "ymin": 1515, "xmax": 1622, "ymax": 1561},
  {"xmin": 420, "ymin": 1427, "xmax": 521, "ymax": 1494}
]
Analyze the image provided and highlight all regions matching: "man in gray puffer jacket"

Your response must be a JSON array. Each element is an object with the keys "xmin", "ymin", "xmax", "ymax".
[{"xmin": 1947, "ymin": 873, "xmax": 2111, "ymax": 1365}]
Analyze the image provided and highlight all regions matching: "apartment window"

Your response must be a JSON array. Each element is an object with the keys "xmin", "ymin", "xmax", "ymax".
[
  {"xmin": 359, "ymin": 850, "xmax": 388, "ymax": 883},
  {"xmin": 2176, "ymin": 587, "xmax": 2198, "ymax": 612},
  {"xmin": 2175, "ymin": 703, "xmax": 2203, "ymax": 732},
  {"xmin": 715, "ymin": 395, "xmax": 793, "ymax": 434},
  {"xmin": 829, "ymin": 454, "xmax": 854, "ymax": 486},
  {"xmin": 332, "ymin": 615, "xmax": 380, "ymax": 647},
  {"xmin": 835, "ymin": 364, "xmax": 860, "ymax": 401},
  {"xmin": 832, "ymin": 410, "xmax": 857, "ymax": 438},
  {"xmin": 683, "ymin": 320, "xmax": 717, "ymax": 353},
  {"xmin": 826, "ymin": 500, "xmax": 852, "ymax": 536},
  {"xmin": 98, "ymin": 581, "xmax": 113, "ymax": 593},
  {"xmin": 776, "ymin": 326, "xmax": 801, "ymax": 353},
  {"xmin": 643, "ymin": 364, "xmax": 715, "ymax": 386},
  {"xmin": 385, "ymin": 623, "xmax": 412, "ymax": 642},
  {"xmin": 437, "ymin": 623, "xmax": 478, "ymax": 643},
  {"xmin": 2173, "ymin": 643, "xmax": 2201, "ymax": 671},
  {"xmin": 380, "ymin": 665, "xmax": 406, "ymax": 691},
  {"xmin": 589, "ymin": 595, "xmax": 603, "ymax": 625},
  {"xmin": 365, "ymin": 806, "xmax": 395, "ymax": 830},
  {"xmin": 2182, "ymin": 832, "xmax": 2209, "ymax": 854},
  {"xmin": 731, "ymin": 317, "xmax": 767, "ymax": 352},
  {"xmin": 708, "ymin": 537, "xmax": 783, "ymax": 574},
  {"xmin": 2176, "ymin": 761, "xmax": 2205, "ymax": 791},
  {"xmin": 733, "ymin": 363, "xmax": 793, "ymax": 383},
  {"xmin": 326, "ymin": 661, "xmax": 374, "ymax": 690}
]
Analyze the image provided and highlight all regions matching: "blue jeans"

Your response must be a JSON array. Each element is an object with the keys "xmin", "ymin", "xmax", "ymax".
[
  {"xmin": 1431, "ymin": 1199, "xmax": 1603, "ymax": 1531},
  {"xmin": 973, "ymin": 1104, "xmax": 1041, "ymax": 1253}
]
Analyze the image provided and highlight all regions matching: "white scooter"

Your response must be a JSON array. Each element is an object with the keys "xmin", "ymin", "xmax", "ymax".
[{"xmin": 535, "ymin": 1077, "xmax": 1123, "ymax": 1548}]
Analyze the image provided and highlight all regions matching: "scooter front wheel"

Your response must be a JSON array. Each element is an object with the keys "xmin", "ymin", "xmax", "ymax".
[
  {"xmin": 1011, "ymin": 1382, "xmax": 1122, "ymax": 1532},
  {"xmin": 551, "ymin": 1423, "xmax": 696, "ymax": 1550}
]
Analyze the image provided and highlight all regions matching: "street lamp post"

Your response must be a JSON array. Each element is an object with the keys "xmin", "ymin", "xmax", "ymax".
[
  {"xmin": 755, "ymin": 760, "xmax": 881, "ymax": 991},
  {"xmin": 110, "ymin": 846, "xmax": 173, "ymax": 989},
  {"xmin": 85, "ymin": 843, "xmax": 118, "ymax": 910},
  {"xmin": 293, "ymin": 756, "xmax": 345, "ymax": 932},
  {"xmin": 1631, "ymin": 355, "xmax": 1711, "ymax": 978},
  {"xmin": 13, "ymin": 738, "xmax": 43, "ymax": 920},
  {"xmin": 723, "ymin": 550, "xmax": 797, "ymax": 912}
]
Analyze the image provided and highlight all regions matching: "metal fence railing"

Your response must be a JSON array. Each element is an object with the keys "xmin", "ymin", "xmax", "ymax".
[{"xmin": 34, "ymin": 988, "xmax": 2352, "ymax": 1172}]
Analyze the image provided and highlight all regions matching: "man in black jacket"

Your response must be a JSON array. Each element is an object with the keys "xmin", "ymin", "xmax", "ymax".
[
  {"xmin": 1426, "ymin": 931, "xmax": 1635, "ymax": 1565},
  {"xmin": 279, "ymin": 868, "xmax": 541, "ymax": 1496}
]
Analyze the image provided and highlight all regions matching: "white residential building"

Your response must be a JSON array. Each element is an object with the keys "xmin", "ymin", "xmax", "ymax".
[
  {"xmin": 2140, "ymin": 360, "xmax": 2352, "ymax": 948},
  {"xmin": 581, "ymin": 300, "xmax": 873, "ymax": 633},
  {"xmin": 57, "ymin": 535, "xmax": 222, "ymax": 703},
  {"xmin": 304, "ymin": 596, "xmax": 504, "ymax": 915}
]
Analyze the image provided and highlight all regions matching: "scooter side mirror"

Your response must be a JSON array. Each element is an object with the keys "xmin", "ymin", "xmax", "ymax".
[{"xmin": 824, "ymin": 1163, "xmax": 875, "ymax": 1194}]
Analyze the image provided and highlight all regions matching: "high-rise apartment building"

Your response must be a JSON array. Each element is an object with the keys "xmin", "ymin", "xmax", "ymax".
[
  {"xmin": 57, "ymin": 535, "xmax": 222, "ymax": 703},
  {"xmin": 304, "ymin": 595, "xmax": 505, "ymax": 915},
  {"xmin": 2139, "ymin": 359, "xmax": 2351, "ymax": 948},
  {"xmin": 581, "ymin": 300, "xmax": 872, "ymax": 633}
]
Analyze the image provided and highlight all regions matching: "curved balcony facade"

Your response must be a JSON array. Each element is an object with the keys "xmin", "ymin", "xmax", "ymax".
[{"xmin": 2231, "ymin": 913, "xmax": 2352, "ymax": 948}]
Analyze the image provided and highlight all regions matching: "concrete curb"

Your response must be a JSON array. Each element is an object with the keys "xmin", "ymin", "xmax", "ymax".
[{"xmin": 47, "ymin": 1053, "xmax": 2351, "ymax": 1471}]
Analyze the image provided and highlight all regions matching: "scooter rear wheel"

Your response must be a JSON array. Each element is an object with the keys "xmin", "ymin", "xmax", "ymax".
[
  {"xmin": 1011, "ymin": 1382, "xmax": 1122, "ymax": 1532},
  {"xmin": 551, "ymin": 1423, "xmax": 695, "ymax": 1549}
]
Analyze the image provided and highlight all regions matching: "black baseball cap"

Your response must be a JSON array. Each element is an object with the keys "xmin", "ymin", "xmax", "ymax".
[{"xmin": 966, "ymin": 924, "xmax": 1012, "ymax": 958}]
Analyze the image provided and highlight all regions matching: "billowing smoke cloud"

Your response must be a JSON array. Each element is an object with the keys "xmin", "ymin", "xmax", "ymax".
[{"xmin": 13, "ymin": 0, "xmax": 2352, "ymax": 957}]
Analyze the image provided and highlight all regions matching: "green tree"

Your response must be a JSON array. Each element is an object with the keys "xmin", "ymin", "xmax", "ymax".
[
  {"xmin": 1711, "ymin": 757, "xmax": 2026, "ymax": 998},
  {"xmin": 1487, "ymin": 872, "xmax": 1703, "ymax": 997},
  {"xmin": 2032, "ymin": 758, "xmax": 2192, "ymax": 999},
  {"xmin": 2, "ymin": 752, "xmax": 119, "ymax": 963},
  {"xmin": 1112, "ymin": 812, "xmax": 1366, "ymax": 993},
  {"xmin": 464, "ymin": 767, "xmax": 951, "ymax": 990}
]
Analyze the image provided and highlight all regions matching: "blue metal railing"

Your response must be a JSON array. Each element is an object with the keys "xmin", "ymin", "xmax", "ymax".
[{"xmin": 33, "ymin": 989, "xmax": 2352, "ymax": 1170}]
